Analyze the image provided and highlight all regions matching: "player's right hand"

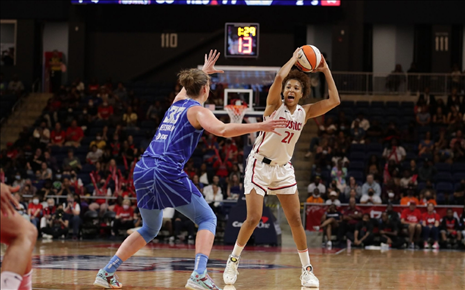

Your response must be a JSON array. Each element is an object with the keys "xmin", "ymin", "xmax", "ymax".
[
  {"xmin": 292, "ymin": 47, "xmax": 302, "ymax": 63},
  {"xmin": 261, "ymin": 111, "xmax": 288, "ymax": 136},
  {"xmin": 0, "ymin": 183, "xmax": 20, "ymax": 217}
]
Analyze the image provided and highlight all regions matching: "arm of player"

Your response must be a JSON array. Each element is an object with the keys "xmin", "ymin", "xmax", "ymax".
[
  {"xmin": 0, "ymin": 183, "xmax": 20, "ymax": 216},
  {"xmin": 302, "ymin": 58, "xmax": 341, "ymax": 121},
  {"xmin": 194, "ymin": 108, "xmax": 287, "ymax": 138},
  {"xmin": 173, "ymin": 50, "xmax": 224, "ymax": 104},
  {"xmin": 264, "ymin": 48, "xmax": 301, "ymax": 114}
]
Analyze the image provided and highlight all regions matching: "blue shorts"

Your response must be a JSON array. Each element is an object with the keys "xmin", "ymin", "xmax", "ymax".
[{"xmin": 134, "ymin": 157, "xmax": 202, "ymax": 210}]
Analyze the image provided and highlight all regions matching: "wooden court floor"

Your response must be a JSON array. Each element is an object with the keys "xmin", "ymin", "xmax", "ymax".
[{"xmin": 1, "ymin": 240, "xmax": 465, "ymax": 290}]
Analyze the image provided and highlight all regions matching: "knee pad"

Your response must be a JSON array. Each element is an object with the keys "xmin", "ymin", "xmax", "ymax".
[
  {"xmin": 137, "ymin": 223, "xmax": 160, "ymax": 243},
  {"xmin": 137, "ymin": 209, "xmax": 163, "ymax": 243},
  {"xmin": 196, "ymin": 210, "xmax": 217, "ymax": 235}
]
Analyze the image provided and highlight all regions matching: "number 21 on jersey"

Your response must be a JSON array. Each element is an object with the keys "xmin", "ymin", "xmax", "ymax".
[{"xmin": 281, "ymin": 131, "xmax": 294, "ymax": 144}]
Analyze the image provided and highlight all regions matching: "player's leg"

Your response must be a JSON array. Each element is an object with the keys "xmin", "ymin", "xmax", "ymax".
[
  {"xmin": 0, "ymin": 212, "xmax": 37, "ymax": 290},
  {"xmin": 223, "ymin": 188, "xmax": 264, "ymax": 285},
  {"xmin": 277, "ymin": 192, "xmax": 319, "ymax": 288},
  {"xmin": 175, "ymin": 194, "xmax": 221, "ymax": 290},
  {"xmin": 94, "ymin": 208, "xmax": 163, "ymax": 289}
]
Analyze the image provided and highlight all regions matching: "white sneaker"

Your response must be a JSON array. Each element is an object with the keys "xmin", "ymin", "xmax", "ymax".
[
  {"xmin": 223, "ymin": 255, "xmax": 240, "ymax": 285},
  {"xmin": 301, "ymin": 265, "xmax": 319, "ymax": 288},
  {"xmin": 424, "ymin": 242, "xmax": 430, "ymax": 249},
  {"xmin": 42, "ymin": 233, "xmax": 53, "ymax": 239},
  {"xmin": 326, "ymin": 241, "xmax": 332, "ymax": 249},
  {"xmin": 432, "ymin": 242, "xmax": 439, "ymax": 249}
]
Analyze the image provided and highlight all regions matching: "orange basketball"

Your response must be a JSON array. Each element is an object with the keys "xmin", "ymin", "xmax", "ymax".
[{"xmin": 296, "ymin": 45, "xmax": 323, "ymax": 73}]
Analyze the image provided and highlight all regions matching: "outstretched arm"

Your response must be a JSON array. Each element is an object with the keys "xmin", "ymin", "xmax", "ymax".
[
  {"xmin": 302, "ymin": 58, "xmax": 341, "ymax": 121},
  {"xmin": 189, "ymin": 107, "xmax": 287, "ymax": 138},
  {"xmin": 173, "ymin": 50, "xmax": 224, "ymax": 104},
  {"xmin": 264, "ymin": 48, "xmax": 301, "ymax": 115}
]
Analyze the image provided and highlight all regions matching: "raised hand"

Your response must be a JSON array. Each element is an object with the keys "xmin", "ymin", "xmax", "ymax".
[
  {"xmin": 202, "ymin": 49, "xmax": 224, "ymax": 75},
  {"xmin": 1, "ymin": 183, "xmax": 20, "ymax": 217},
  {"xmin": 313, "ymin": 55, "xmax": 329, "ymax": 73},
  {"xmin": 292, "ymin": 47, "xmax": 302, "ymax": 63}
]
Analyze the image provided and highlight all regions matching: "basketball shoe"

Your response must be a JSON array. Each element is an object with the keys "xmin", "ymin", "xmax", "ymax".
[
  {"xmin": 185, "ymin": 270, "xmax": 222, "ymax": 290},
  {"xmin": 301, "ymin": 265, "xmax": 319, "ymax": 288},
  {"xmin": 223, "ymin": 255, "xmax": 240, "ymax": 285},
  {"xmin": 94, "ymin": 269, "xmax": 123, "ymax": 289}
]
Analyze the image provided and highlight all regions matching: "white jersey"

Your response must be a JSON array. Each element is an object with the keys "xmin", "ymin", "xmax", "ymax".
[{"xmin": 251, "ymin": 103, "xmax": 306, "ymax": 165}]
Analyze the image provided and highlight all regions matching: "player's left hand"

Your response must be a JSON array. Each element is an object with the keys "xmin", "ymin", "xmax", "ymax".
[
  {"xmin": 202, "ymin": 49, "xmax": 224, "ymax": 75},
  {"xmin": 0, "ymin": 183, "xmax": 20, "ymax": 217},
  {"xmin": 313, "ymin": 55, "xmax": 329, "ymax": 73}
]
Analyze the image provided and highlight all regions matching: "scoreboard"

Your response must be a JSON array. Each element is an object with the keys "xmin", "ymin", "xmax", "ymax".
[{"xmin": 71, "ymin": 0, "xmax": 341, "ymax": 6}]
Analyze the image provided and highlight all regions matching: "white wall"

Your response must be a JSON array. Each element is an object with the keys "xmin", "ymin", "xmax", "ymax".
[
  {"xmin": 373, "ymin": 25, "xmax": 396, "ymax": 74},
  {"xmin": 307, "ymin": 25, "xmax": 332, "ymax": 66},
  {"xmin": 395, "ymin": 26, "xmax": 414, "ymax": 72},
  {"xmin": 43, "ymin": 22, "xmax": 69, "ymax": 83}
]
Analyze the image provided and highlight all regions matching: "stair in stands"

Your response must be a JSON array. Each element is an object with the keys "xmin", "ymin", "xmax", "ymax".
[{"xmin": 0, "ymin": 93, "xmax": 52, "ymax": 149}]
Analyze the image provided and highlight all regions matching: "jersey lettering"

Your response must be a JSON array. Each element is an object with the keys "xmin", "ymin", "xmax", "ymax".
[{"xmin": 163, "ymin": 106, "xmax": 185, "ymax": 124}]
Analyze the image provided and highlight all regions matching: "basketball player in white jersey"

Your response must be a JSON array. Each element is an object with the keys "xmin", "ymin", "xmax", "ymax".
[{"xmin": 224, "ymin": 48, "xmax": 340, "ymax": 288}]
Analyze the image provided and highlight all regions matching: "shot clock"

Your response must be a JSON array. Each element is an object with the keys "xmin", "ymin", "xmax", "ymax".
[{"xmin": 225, "ymin": 23, "xmax": 259, "ymax": 58}]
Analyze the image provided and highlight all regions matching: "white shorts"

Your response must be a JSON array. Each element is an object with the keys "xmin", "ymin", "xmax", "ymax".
[{"xmin": 244, "ymin": 155, "xmax": 297, "ymax": 196}]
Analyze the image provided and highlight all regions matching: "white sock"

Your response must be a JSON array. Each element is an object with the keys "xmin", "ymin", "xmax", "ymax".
[
  {"xmin": 19, "ymin": 270, "xmax": 33, "ymax": 290},
  {"xmin": 298, "ymin": 249, "xmax": 311, "ymax": 268},
  {"xmin": 0, "ymin": 271, "xmax": 23, "ymax": 290},
  {"xmin": 231, "ymin": 242, "xmax": 245, "ymax": 258}
]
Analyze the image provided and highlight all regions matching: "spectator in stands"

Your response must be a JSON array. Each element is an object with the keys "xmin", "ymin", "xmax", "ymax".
[
  {"xmin": 113, "ymin": 199, "xmax": 134, "ymax": 238},
  {"xmin": 121, "ymin": 140, "xmax": 135, "ymax": 165},
  {"xmin": 308, "ymin": 176, "xmax": 326, "ymax": 197},
  {"xmin": 14, "ymin": 192, "xmax": 29, "ymax": 220},
  {"xmin": 88, "ymin": 133, "xmax": 105, "ymax": 151},
  {"xmin": 361, "ymin": 174, "xmax": 381, "ymax": 202},
  {"xmin": 314, "ymin": 138, "xmax": 332, "ymax": 170},
  {"xmin": 400, "ymin": 169, "xmax": 417, "ymax": 189},
  {"xmin": 447, "ymin": 87, "xmax": 462, "ymax": 112},
  {"xmin": 343, "ymin": 176, "xmax": 362, "ymax": 201},
  {"xmin": 62, "ymin": 193, "xmax": 81, "ymax": 239},
  {"xmin": 336, "ymin": 111, "xmax": 351, "ymax": 136},
  {"xmin": 347, "ymin": 213, "xmax": 374, "ymax": 247},
  {"xmin": 351, "ymin": 112, "xmax": 370, "ymax": 131},
  {"xmin": 378, "ymin": 212, "xmax": 403, "ymax": 248},
  {"xmin": 382, "ymin": 139, "xmax": 406, "ymax": 164},
  {"xmin": 331, "ymin": 160, "xmax": 347, "ymax": 193},
  {"xmin": 171, "ymin": 210, "xmax": 196, "ymax": 244},
  {"xmin": 306, "ymin": 188, "xmax": 324, "ymax": 203},
  {"xmin": 40, "ymin": 198, "xmax": 56, "ymax": 231},
  {"xmin": 192, "ymin": 175, "xmax": 204, "ymax": 194},
  {"xmin": 226, "ymin": 173, "xmax": 242, "ymax": 200},
  {"xmin": 41, "ymin": 205, "xmax": 69, "ymax": 239},
  {"xmin": 39, "ymin": 162, "xmax": 53, "ymax": 180},
  {"xmin": 416, "ymin": 104, "xmax": 431, "ymax": 126},
  {"xmin": 33, "ymin": 121, "xmax": 51, "ymax": 148},
  {"xmin": 28, "ymin": 195, "xmax": 43, "ymax": 229},
  {"xmin": 421, "ymin": 203, "xmax": 440, "ymax": 249},
  {"xmin": 440, "ymin": 208, "xmax": 462, "ymax": 248},
  {"xmin": 146, "ymin": 100, "xmax": 162, "ymax": 124},
  {"xmin": 86, "ymin": 145, "xmax": 103, "ymax": 164},
  {"xmin": 62, "ymin": 149, "xmax": 82, "ymax": 172},
  {"xmin": 350, "ymin": 120, "xmax": 365, "ymax": 144},
  {"xmin": 409, "ymin": 159, "xmax": 419, "ymax": 175},
  {"xmin": 325, "ymin": 191, "xmax": 341, "ymax": 206},
  {"xmin": 418, "ymin": 158, "xmax": 437, "ymax": 182},
  {"xmin": 12, "ymin": 172, "xmax": 26, "ymax": 190},
  {"xmin": 434, "ymin": 129, "xmax": 452, "ymax": 162},
  {"xmin": 452, "ymin": 179, "xmax": 465, "ymax": 205},
  {"xmin": 122, "ymin": 106, "xmax": 138, "ymax": 128},
  {"xmin": 184, "ymin": 160, "xmax": 197, "ymax": 179},
  {"xmin": 65, "ymin": 120, "xmax": 84, "ymax": 147},
  {"xmin": 419, "ymin": 190, "xmax": 437, "ymax": 206},
  {"xmin": 198, "ymin": 163, "xmax": 209, "ymax": 186},
  {"xmin": 97, "ymin": 99, "xmax": 114, "ymax": 122},
  {"xmin": 203, "ymin": 183, "xmax": 223, "ymax": 214},
  {"xmin": 212, "ymin": 151, "xmax": 233, "ymax": 179},
  {"xmin": 401, "ymin": 201, "xmax": 422, "ymax": 249},
  {"xmin": 450, "ymin": 130, "xmax": 465, "ymax": 149},
  {"xmin": 400, "ymin": 184, "xmax": 420, "ymax": 205},
  {"xmin": 27, "ymin": 148, "xmax": 44, "ymax": 174},
  {"xmin": 384, "ymin": 122, "xmax": 401, "ymax": 144},
  {"xmin": 113, "ymin": 82, "xmax": 128, "ymax": 100},
  {"xmin": 57, "ymin": 178, "xmax": 75, "ymax": 203},
  {"xmin": 20, "ymin": 181, "xmax": 36, "ymax": 197},
  {"xmin": 386, "ymin": 64, "xmax": 404, "ymax": 92},
  {"xmin": 447, "ymin": 106, "xmax": 463, "ymax": 125},
  {"xmin": 49, "ymin": 122, "xmax": 65, "ymax": 147},
  {"xmin": 318, "ymin": 204, "xmax": 342, "ymax": 248},
  {"xmin": 432, "ymin": 107, "xmax": 447, "ymax": 126},
  {"xmin": 366, "ymin": 155, "xmax": 381, "ymax": 182},
  {"xmin": 8, "ymin": 74, "xmax": 24, "ymax": 95},
  {"xmin": 337, "ymin": 197, "xmax": 362, "ymax": 243},
  {"xmin": 418, "ymin": 132, "xmax": 434, "ymax": 157},
  {"xmin": 452, "ymin": 138, "xmax": 465, "ymax": 162},
  {"xmin": 420, "ymin": 87, "xmax": 437, "ymax": 114}
]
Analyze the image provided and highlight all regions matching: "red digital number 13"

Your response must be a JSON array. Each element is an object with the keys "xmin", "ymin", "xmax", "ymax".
[{"xmin": 281, "ymin": 131, "xmax": 294, "ymax": 144}]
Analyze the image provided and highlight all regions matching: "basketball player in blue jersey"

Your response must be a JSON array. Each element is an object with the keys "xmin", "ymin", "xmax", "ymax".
[
  {"xmin": 93, "ymin": 50, "xmax": 287, "ymax": 290},
  {"xmin": 223, "ymin": 48, "xmax": 340, "ymax": 288}
]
